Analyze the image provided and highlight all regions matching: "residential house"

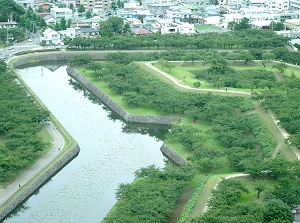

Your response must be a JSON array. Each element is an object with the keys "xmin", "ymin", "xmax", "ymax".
[
  {"xmin": 293, "ymin": 205, "xmax": 300, "ymax": 223},
  {"xmin": 34, "ymin": 3, "xmax": 51, "ymax": 12},
  {"xmin": 41, "ymin": 27, "xmax": 61, "ymax": 45},
  {"xmin": 59, "ymin": 28, "xmax": 77, "ymax": 40},
  {"xmin": 151, "ymin": 18, "xmax": 195, "ymax": 34},
  {"xmin": 79, "ymin": 28, "xmax": 99, "ymax": 38},
  {"xmin": 44, "ymin": 15, "xmax": 57, "ymax": 26},
  {"xmin": 50, "ymin": 7, "xmax": 73, "ymax": 21},
  {"xmin": 131, "ymin": 27, "xmax": 152, "ymax": 35},
  {"xmin": 15, "ymin": 0, "xmax": 35, "ymax": 9},
  {"xmin": 0, "ymin": 22, "xmax": 18, "ymax": 29},
  {"xmin": 124, "ymin": 0, "xmax": 143, "ymax": 10}
]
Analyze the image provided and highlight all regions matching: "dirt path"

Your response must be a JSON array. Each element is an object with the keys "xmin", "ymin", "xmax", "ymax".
[{"xmin": 0, "ymin": 121, "xmax": 65, "ymax": 206}]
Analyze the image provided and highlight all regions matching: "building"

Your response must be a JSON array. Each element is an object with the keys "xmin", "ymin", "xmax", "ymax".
[
  {"xmin": 50, "ymin": 7, "xmax": 73, "ymax": 21},
  {"xmin": 41, "ymin": 28, "xmax": 61, "ymax": 45},
  {"xmin": 265, "ymin": 0, "xmax": 289, "ymax": 13},
  {"xmin": 15, "ymin": 0, "xmax": 35, "ymax": 9},
  {"xmin": 290, "ymin": 0, "xmax": 300, "ymax": 9},
  {"xmin": 79, "ymin": 27, "xmax": 99, "ymax": 38},
  {"xmin": 76, "ymin": 0, "xmax": 111, "ymax": 11},
  {"xmin": 0, "ymin": 22, "xmax": 18, "ymax": 29},
  {"xmin": 59, "ymin": 28, "xmax": 77, "ymax": 40},
  {"xmin": 44, "ymin": 15, "xmax": 57, "ymax": 26}
]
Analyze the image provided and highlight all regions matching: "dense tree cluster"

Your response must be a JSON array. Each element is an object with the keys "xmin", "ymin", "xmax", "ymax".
[
  {"xmin": 193, "ymin": 178, "xmax": 296, "ymax": 223},
  {"xmin": 191, "ymin": 51, "xmax": 278, "ymax": 89},
  {"xmin": 68, "ymin": 29, "xmax": 289, "ymax": 51},
  {"xmin": 103, "ymin": 163, "xmax": 195, "ymax": 222},
  {"xmin": 0, "ymin": 72, "xmax": 49, "ymax": 181},
  {"xmin": 82, "ymin": 53, "xmax": 276, "ymax": 177}
]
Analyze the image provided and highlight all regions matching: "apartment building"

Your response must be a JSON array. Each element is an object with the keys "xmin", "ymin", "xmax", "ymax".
[
  {"xmin": 76, "ymin": 0, "xmax": 111, "ymax": 11},
  {"xmin": 265, "ymin": 0, "xmax": 289, "ymax": 13},
  {"xmin": 290, "ymin": 0, "xmax": 300, "ymax": 9}
]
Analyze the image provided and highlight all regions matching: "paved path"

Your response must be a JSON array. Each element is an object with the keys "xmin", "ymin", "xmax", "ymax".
[
  {"xmin": 0, "ymin": 121, "xmax": 65, "ymax": 206},
  {"xmin": 145, "ymin": 62, "xmax": 300, "ymax": 160},
  {"xmin": 144, "ymin": 62, "xmax": 251, "ymax": 96}
]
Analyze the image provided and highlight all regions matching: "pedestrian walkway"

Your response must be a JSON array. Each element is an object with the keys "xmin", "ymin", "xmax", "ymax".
[{"xmin": 0, "ymin": 121, "xmax": 65, "ymax": 206}]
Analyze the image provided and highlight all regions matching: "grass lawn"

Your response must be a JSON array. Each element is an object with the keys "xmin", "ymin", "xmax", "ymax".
[
  {"xmin": 232, "ymin": 176, "xmax": 279, "ymax": 203},
  {"xmin": 195, "ymin": 25, "xmax": 220, "ymax": 30}
]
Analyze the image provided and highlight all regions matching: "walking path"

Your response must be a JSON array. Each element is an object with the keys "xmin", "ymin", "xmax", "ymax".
[
  {"xmin": 145, "ymin": 62, "xmax": 300, "ymax": 160},
  {"xmin": 144, "ymin": 62, "xmax": 251, "ymax": 96},
  {"xmin": 0, "ymin": 121, "xmax": 65, "ymax": 206}
]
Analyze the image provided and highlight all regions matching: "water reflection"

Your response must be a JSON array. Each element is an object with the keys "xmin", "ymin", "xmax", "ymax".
[
  {"xmin": 68, "ymin": 77, "xmax": 170, "ymax": 140},
  {"xmin": 3, "ymin": 64, "xmax": 167, "ymax": 223}
]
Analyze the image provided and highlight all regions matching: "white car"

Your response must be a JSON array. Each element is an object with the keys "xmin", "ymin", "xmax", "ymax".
[{"xmin": 28, "ymin": 39, "xmax": 33, "ymax": 42}]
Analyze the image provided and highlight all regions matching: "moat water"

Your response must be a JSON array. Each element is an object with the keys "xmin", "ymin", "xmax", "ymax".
[{"xmin": 3, "ymin": 64, "xmax": 168, "ymax": 223}]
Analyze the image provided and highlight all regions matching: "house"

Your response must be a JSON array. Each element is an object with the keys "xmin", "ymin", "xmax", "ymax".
[
  {"xmin": 44, "ymin": 15, "xmax": 57, "ymax": 26},
  {"xmin": 59, "ymin": 28, "xmax": 77, "ymax": 40},
  {"xmin": 293, "ymin": 205, "xmax": 300, "ymax": 223},
  {"xmin": 41, "ymin": 28, "xmax": 61, "ymax": 45},
  {"xmin": 0, "ymin": 22, "xmax": 18, "ymax": 29},
  {"xmin": 15, "ymin": 0, "xmax": 35, "ymax": 9},
  {"xmin": 131, "ymin": 28, "xmax": 152, "ymax": 35},
  {"xmin": 79, "ymin": 28, "xmax": 99, "ymax": 38},
  {"xmin": 50, "ymin": 7, "xmax": 72, "ymax": 21},
  {"xmin": 34, "ymin": 3, "xmax": 51, "ymax": 12}
]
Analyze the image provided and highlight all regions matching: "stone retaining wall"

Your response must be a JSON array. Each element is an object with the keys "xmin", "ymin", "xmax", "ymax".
[
  {"xmin": 67, "ymin": 67, "xmax": 182, "ymax": 125},
  {"xmin": 160, "ymin": 143, "xmax": 187, "ymax": 165},
  {"xmin": 11, "ymin": 51, "xmax": 106, "ymax": 69},
  {"xmin": 0, "ymin": 144, "xmax": 80, "ymax": 221}
]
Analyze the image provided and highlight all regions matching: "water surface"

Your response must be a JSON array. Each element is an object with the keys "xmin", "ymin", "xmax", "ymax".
[{"xmin": 4, "ymin": 65, "xmax": 167, "ymax": 223}]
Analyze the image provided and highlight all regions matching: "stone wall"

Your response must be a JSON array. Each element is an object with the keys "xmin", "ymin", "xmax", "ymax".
[
  {"xmin": 160, "ymin": 143, "xmax": 187, "ymax": 165},
  {"xmin": 11, "ymin": 51, "xmax": 107, "ymax": 69},
  {"xmin": 67, "ymin": 67, "xmax": 182, "ymax": 125},
  {"xmin": 0, "ymin": 144, "xmax": 80, "ymax": 221}
]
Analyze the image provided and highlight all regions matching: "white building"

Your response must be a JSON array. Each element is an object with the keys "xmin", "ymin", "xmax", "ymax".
[
  {"xmin": 41, "ymin": 28, "xmax": 61, "ymax": 45},
  {"xmin": 151, "ymin": 18, "xmax": 194, "ymax": 34},
  {"xmin": 290, "ymin": 0, "xmax": 300, "ymax": 9},
  {"xmin": 59, "ymin": 28, "xmax": 77, "ymax": 40},
  {"xmin": 124, "ymin": 0, "xmax": 142, "ymax": 9},
  {"xmin": 44, "ymin": 15, "xmax": 57, "ymax": 26},
  {"xmin": 265, "ymin": 0, "xmax": 289, "ymax": 13},
  {"xmin": 50, "ymin": 7, "xmax": 73, "ymax": 21},
  {"xmin": 76, "ymin": 0, "xmax": 111, "ymax": 11}
]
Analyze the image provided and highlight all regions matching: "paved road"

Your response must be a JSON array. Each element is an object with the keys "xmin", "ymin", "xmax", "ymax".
[{"xmin": 0, "ymin": 121, "xmax": 65, "ymax": 206}]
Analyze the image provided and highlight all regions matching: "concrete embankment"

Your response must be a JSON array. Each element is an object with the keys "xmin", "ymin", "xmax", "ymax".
[
  {"xmin": 0, "ymin": 144, "xmax": 80, "ymax": 221},
  {"xmin": 66, "ymin": 66, "xmax": 182, "ymax": 125}
]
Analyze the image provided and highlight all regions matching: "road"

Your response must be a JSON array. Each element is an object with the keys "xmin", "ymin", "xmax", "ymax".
[{"xmin": 0, "ymin": 121, "xmax": 65, "ymax": 206}]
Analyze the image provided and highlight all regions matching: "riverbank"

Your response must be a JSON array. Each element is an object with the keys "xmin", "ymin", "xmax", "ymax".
[{"xmin": 0, "ymin": 57, "xmax": 80, "ymax": 221}]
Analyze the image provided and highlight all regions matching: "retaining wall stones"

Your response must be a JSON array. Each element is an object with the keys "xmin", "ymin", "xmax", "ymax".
[
  {"xmin": 11, "ymin": 51, "xmax": 107, "ymax": 69},
  {"xmin": 160, "ymin": 143, "xmax": 187, "ymax": 165},
  {"xmin": 0, "ymin": 144, "xmax": 80, "ymax": 221},
  {"xmin": 66, "ymin": 67, "xmax": 182, "ymax": 125}
]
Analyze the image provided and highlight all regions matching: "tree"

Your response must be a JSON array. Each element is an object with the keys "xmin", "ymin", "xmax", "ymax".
[
  {"xmin": 254, "ymin": 180, "xmax": 266, "ymax": 198},
  {"xmin": 86, "ymin": 61, "xmax": 102, "ymax": 75},
  {"xmin": 77, "ymin": 4, "xmax": 85, "ymax": 14},
  {"xmin": 0, "ymin": 59, "xmax": 7, "ymax": 72},
  {"xmin": 193, "ymin": 81, "xmax": 201, "ymax": 88},
  {"xmin": 272, "ymin": 62, "xmax": 287, "ymax": 73},
  {"xmin": 37, "ymin": 6, "xmax": 43, "ymax": 13},
  {"xmin": 85, "ymin": 11, "xmax": 92, "ymax": 19},
  {"xmin": 263, "ymin": 199, "xmax": 294, "ymax": 222},
  {"xmin": 163, "ymin": 61, "xmax": 176, "ymax": 73},
  {"xmin": 69, "ymin": 3, "xmax": 74, "ymax": 12},
  {"xmin": 100, "ymin": 16, "xmax": 124, "ymax": 37},
  {"xmin": 60, "ymin": 17, "xmax": 66, "ymax": 30},
  {"xmin": 110, "ymin": 1, "xmax": 117, "ymax": 11},
  {"xmin": 184, "ymin": 52, "xmax": 200, "ymax": 65}
]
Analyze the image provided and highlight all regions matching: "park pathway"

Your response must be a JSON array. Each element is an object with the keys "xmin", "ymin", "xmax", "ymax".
[
  {"xmin": 0, "ymin": 121, "xmax": 65, "ymax": 206},
  {"xmin": 145, "ymin": 62, "xmax": 300, "ymax": 161}
]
